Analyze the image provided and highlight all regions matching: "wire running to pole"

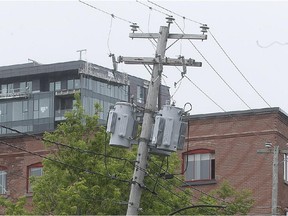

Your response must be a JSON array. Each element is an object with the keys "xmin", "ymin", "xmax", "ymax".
[
  {"xmin": 209, "ymin": 30, "xmax": 271, "ymax": 108},
  {"xmin": 0, "ymin": 140, "xmax": 131, "ymax": 184},
  {"xmin": 173, "ymin": 20, "xmax": 251, "ymax": 109},
  {"xmin": 0, "ymin": 125, "xmax": 134, "ymax": 164},
  {"xmin": 79, "ymin": 0, "xmax": 134, "ymax": 24},
  {"xmin": 147, "ymin": 0, "xmax": 204, "ymax": 25}
]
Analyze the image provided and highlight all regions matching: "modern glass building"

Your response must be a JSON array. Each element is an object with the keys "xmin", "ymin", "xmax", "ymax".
[{"xmin": 0, "ymin": 60, "xmax": 170, "ymax": 136}]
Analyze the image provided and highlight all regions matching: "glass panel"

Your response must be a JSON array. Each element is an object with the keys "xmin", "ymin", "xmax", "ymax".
[
  {"xmin": 61, "ymin": 80, "xmax": 67, "ymax": 90},
  {"xmin": 39, "ymin": 98, "xmax": 49, "ymax": 118},
  {"xmin": 27, "ymin": 81, "xmax": 32, "ymax": 93},
  {"xmin": 32, "ymin": 80, "xmax": 40, "ymax": 92},
  {"xmin": 12, "ymin": 101, "xmax": 23, "ymax": 121},
  {"xmin": 185, "ymin": 153, "xmax": 213, "ymax": 181},
  {"xmin": 55, "ymin": 81, "xmax": 61, "ymax": 91},
  {"xmin": 67, "ymin": 80, "xmax": 74, "ymax": 90},
  {"xmin": 49, "ymin": 82, "xmax": 55, "ymax": 91},
  {"xmin": 30, "ymin": 167, "xmax": 43, "ymax": 177},
  {"xmin": 20, "ymin": 82, "xmax": 26, "ymax": 92},
  {"xmin": 1, "ymin": 84, "xmax": 7, "ymax": 94},
  {"xmin": 34, "ymin": 100, "xmax": 39, "ymax": 111},
  {"xmin": 0, "ymin": 170, "xmax": 7, "ymax": 194},
  {"xmin": 7, "ymin": 84, "xmax": 13, "ymax": 93},
  {"xmin": 74, "ymin": 79, "xmax": 80, "ymax": 89}
]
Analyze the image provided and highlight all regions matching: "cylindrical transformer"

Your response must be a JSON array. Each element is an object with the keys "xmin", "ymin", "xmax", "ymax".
[
  {"xmin": 151, "ymin": 105, "xmax": 185, "ymax": 152},
  {"xmin": 106, "ymin": 102, "xmax": 137, "ymax": 148}
]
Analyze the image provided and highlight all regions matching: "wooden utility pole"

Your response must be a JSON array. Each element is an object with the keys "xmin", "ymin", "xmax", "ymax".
[
  {"xmin": 257, "ymin": 144, "xmax": 288, "ymax": 215},
  {"xmin": 120, "ymin": 19, "xmax": 207, "ymax": 215}
]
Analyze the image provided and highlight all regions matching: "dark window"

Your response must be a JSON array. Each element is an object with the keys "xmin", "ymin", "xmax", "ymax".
[
  {"xmin": 32, "ymin": 80, "xmax": 40, "ymax": 92},
  {"xmin": 183, "ymin": 149, "xmax": 215, "ymax": 182}
]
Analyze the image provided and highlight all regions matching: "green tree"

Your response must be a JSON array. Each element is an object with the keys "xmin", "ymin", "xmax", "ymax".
[
  {"xmin": 0, "ymin": 196, "xmax": 29, "ymax": 215},
  {"xmin": 3, "ymin": 94, "xmax": 253, "ymax": 215},
  {"xmin": 31, "ymin": 94, "xmax": 192, "ymax": 215}
]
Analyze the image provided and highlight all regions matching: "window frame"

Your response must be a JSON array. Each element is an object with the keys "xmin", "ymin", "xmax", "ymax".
[
  {"xmin": 182, "ymin": 149, "xmax": 216, "ymax": 184},
  {"xmin": 27, "ymin": 162, "xmax": 43, "ymax": 193},
  {"xmin": 0, "ymin": 166, "xmax": 7, "ymax": 195},
  {"xmin": 284, "ymin": 153, "xmax": 288, "ymax": 183}
]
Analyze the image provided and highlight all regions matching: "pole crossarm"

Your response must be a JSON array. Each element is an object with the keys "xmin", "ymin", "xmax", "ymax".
[
  {"xmin": 129, "ymin": 33, "xmax": 207, "ymax": 40},
  {"xmin": 257, "ymin": 149, "xmax": 288, "ymax": 154},
  {"xmin": 118, "ymin": 56, "xmax": 202, "ymax": 67}
]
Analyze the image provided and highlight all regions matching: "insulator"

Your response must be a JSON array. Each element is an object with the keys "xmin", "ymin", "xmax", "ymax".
[
  {"xmin": 166, "ymin": 16, "xmax": 175, "ymax": 24},
  {"xmin": 200, "ymin": 24, "xmax": 209, "ymax": 34},
  {"xmin": 130, "ymin": 23, "xmax": 139, "ymax": 33}
]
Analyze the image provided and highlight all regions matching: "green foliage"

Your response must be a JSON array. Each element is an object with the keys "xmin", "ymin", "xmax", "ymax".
[
  {"xmin": 192, "ymin": 181, "xmax": 254, "ymax": 215},
  {"xmin": 19, "ymin": 93, "xmax": 253, "ymax": 215},
  {"xmin": 0, "ymin": 196, "xmax": 29, "ymax": 215}
]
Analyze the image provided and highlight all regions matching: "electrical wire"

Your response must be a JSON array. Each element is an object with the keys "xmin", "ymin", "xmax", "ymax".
[
  {"xmin": 79, "ymin": 0, "xmax": 134, "ymax": 24},
  {"xmin": 173, "ymin": 20, "xmax": 252, "ymax": 110},
  {"xmin": 147, "ymin": 0, "xmax": 204, "ymax": 25},
  {"xmin": 107, "ymin": 14, "xmax": 114, "ymax": 54},
  {"xmin": 0, "ymin": 140, "xmax": 131, "ymax": 184},
  {"xmin": 147, "ymin": 0, "xmax": 271, "ymax": 110},
  {"xmin": 209, "ymin": 30, "xmax": 271, "ymax": 108},
  {"xmin": 136, "ymin": 0, "xmax": 171, "ymax": 17},
  {"xmin": 0, "ymin": 125, "xmax": 134, "ymax": 164}
]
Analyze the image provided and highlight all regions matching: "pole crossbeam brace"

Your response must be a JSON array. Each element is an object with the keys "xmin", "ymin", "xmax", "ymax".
[
  {"xmin": 119, "ymin": 56, "xmax": 202, "ymax": 67},
  {"xmin": 129, "ymin": 33, "xmax": 207, "ymax": 40}
]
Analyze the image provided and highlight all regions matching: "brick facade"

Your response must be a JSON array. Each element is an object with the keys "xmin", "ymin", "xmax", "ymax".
[{"xmin": 183, "ymin": 108, "xmax": 288, "ymax": 215}]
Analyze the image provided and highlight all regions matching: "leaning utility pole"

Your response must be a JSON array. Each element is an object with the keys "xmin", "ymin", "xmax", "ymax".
[{"xmin": 120, "ymin": 18, "xmax": 207, "ymax": 215}]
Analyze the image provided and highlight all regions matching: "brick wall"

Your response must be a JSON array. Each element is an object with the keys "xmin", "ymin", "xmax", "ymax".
[
  {"xmin": 0, "ymin": 135, "xmax": 47, "ymax": 213},
  {"xmin": 182, "ymin": 108, "xmax": 288, "ymax": 215}
]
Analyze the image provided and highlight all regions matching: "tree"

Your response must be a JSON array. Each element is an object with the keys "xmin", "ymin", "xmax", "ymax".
[
  {"xmin": 31, "ymin": 94, "xmax": 192, "ymax": 215},
  {"xmin": 2, "ymin": 94, "xmax": 254, "ymax": 215}
]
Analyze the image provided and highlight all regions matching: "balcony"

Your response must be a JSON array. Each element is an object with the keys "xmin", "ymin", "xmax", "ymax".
[
  {"xmin": 0, "ymin": 88, "xmax": 30, "ymax": 100},
  {"xmin": 55, "ymin": 89, "xmax": 80, "ymax": 96}
]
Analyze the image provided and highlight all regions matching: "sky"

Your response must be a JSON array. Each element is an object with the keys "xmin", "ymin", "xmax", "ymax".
[{"xmin": 1, "ymin": 0, "xmax": 288, "ymax": 115}]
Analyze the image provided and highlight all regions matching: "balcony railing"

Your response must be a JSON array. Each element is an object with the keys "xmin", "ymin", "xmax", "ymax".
[
  {"xmin": 55, "ymin": 89, "xmax": 80, "ymax": 96},
  {"xmin": 0, "ymin": 88, "xmax": 30, "ymax": 100}
]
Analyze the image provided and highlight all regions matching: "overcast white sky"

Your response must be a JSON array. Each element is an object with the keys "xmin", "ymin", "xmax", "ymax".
[{"xmin": 1, "ymin": 0, "xmax": 288, "ymax": 115}]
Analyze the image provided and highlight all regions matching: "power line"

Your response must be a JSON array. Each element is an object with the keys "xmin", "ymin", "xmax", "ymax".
[
  {"xmin": 184, "ymin": 75, "xmax": 226, "ymax": 112},
  {"xmin": 0, "ymin": 140, "xmax": 131, "ymax": 184},
  {"xmin": 136, "ymin": 0, "xmax": 171, "ymax": 17},
  {"xmin": 146, "ymin": 0, "xmax": 271, "ymax": 109},
  {"xmin": 173, "ymin": 20, "xmax": 251, "ymax": 109},
  {"xmin": 79, "ymin": 0, "xmax": 134, "ymax": 24},
  {"xmin": 0, "ymin": 124, "xmax": 134, "ymax": 164},
  {"xmin": 209, "ymin": 30, "xmax": 271, "ymax": 108},
  {"xmin": 147, "ymin": 0, "xmax": 204, "ymax": 25}
]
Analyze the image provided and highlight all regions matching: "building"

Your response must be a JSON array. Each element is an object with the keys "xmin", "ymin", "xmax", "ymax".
[
  {"xmin": 0, "ymin": 60, "xmax": 170, "ymax": 203},
  {"xmin": 182, "ymin": 107, "xmax": 288, "ymax": 215}
]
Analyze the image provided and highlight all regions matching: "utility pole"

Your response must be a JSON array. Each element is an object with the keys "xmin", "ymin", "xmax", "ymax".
[
  {"xmin": 272, "ymin": 145, "xmax": 279, "ymax": 216},
  {"xmin": 119, "ymin": 19, "xmax": 207, "ymax": 215},
  {"xmin": 257, "ymin": 144, "xmax": 288, "ymax": 215}
]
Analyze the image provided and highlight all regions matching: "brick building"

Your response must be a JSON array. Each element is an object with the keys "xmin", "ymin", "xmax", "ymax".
[{"xmin": 182, "ymin": 107, "xmax": 288, "ymax": 215}]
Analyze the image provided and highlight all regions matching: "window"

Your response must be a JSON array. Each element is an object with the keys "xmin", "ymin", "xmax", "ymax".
[
  {"xmin": 183, "ymin": 149, "xmax": 215, "ymax": 182},
  {"xmin": 0, "ymin": 168, "xmax": 7, "ymax": 194},
  {"xmin": 284, "ymin": 154, "xmax": 288, "ymax": 182},
  {"xmin": 27, "ymin": 163, "xmax": 43, "ymax": 192},
  {"xmin": 137, "ymin": 85, "xmax": 145, "ymax": 103}
]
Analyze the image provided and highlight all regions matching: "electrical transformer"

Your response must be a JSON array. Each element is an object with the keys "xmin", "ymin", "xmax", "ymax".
[
  {"xmin": 106, "ymin": 102, "xmax": 137, "ymax": 148},
  {"xmin": 151, "ymin": 105, "xmax": 187, "ymax": 152}
]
